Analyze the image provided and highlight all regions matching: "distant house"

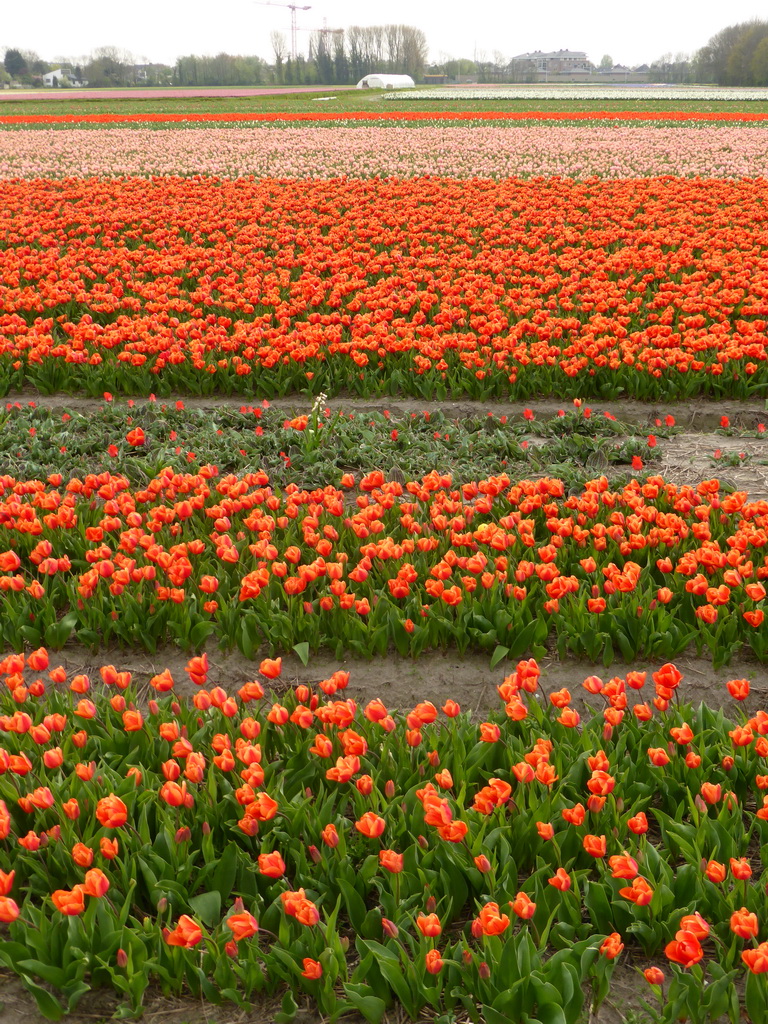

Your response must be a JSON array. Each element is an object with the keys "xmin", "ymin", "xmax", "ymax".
[
  {"xmin": 131, "ymin": 64, "xmax": 172, "ymax": 86},
  {"xmin": 43, "ymin": 67, "xmax": 85, "ymax": 87},
  {"xmin": 356, "ymin": 73, "xmax": 415, "ymax": 89},
  {"xmin": 510, "ymin": 49, "xmax": 591, "ymax": 74}
]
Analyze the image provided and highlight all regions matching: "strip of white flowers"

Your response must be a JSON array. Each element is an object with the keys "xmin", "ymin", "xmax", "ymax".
[{"xmin": 385, "ymin": 86, "xmax": 768, "ymax": 102}]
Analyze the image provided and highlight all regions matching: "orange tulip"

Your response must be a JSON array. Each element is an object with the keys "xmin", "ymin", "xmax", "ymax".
[
  {"xmin": 301, "ymin": 958, "xmax": 322, "ymax": 979},
  {"xmin": 165, "ymin": 915, "xmax": 203, "ymax": 948},
  {"xmin": 95, "ymin": 794, "xmax": 128, "ymax": 828},
  {"xmin": 705, "ymin": 859, "xmax": 726, "ymax": 883},
  {"xmin": 72, "ymin": 842, "xmax": 94, "ymax": 867},
  {"xmin": 600, "ymin": 933, "xmax": 624, "ymax": 959},
  {"xmin": 743, "ymin": 942, "xmax": 768, "ymax": 973},
  {"xmin": 618, "ymin": 877, "xmax": 653, "ymax": 906},
  {"xmin": 730, "ymin": 907, "xmax": 759, "ymax": 939},
  {"xmin": 0, "ymin": 896, "xmax": 19, "ymax": 922},
  {"xmin": 379, "ymin": 849, "xmax": 404, "ymax": 873},
  {"xmin": 510, "ymin": 892, "xmax": 536, "ymax": 920},
  {"xmin": 51, "ymin": 886, "xmax": 86, "ymax": 916},
  {"xmin": 226, "ymin": 911, "xmax": 259, "ymax": 941},
  {"xmin": 548, "ymin": 868, "xmax": 571, "ymax": 891},
  {"xmin": 257, "ymin": 852, "xmax": 285, "ymax": 878},
  {"xmin": 416, "ymin": 913, "xmax": 442, "ymax": 937},
  {"xmin": 83, "ymin": 868, "xmax": 110, "ymax": 897},
  {"xmin": 583, "ymin": 834, "xmax": 606, "ymax": 857},
  {"xmin": 100, "ymin": 837, "xmax": 119, "ymax": 860},
  {"xmin": 475, "ymin": 902, "xmax": 510, "ymax": 935},
  {"xmin": 355, "ymin": 812, "xmax": 385, "ymax": 838},
  {"xmin": 259, "ymin": 658, "xmax": 282, "ymax": 679},
  {"xmin": 665, "ymin": 930, "xmax": 703, "ymax": 967},
  {"xmin": 678, "ymin": 913, "xmax": 710, "ymax": 940},
  {"xmin": 425, "ymin": 949, "xmax": 443, "ymax": 974}
]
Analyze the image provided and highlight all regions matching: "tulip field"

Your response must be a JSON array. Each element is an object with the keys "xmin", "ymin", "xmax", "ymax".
[{"xmin": 1, "ymin": 101, "xmax": 768, "ymax": 1022}]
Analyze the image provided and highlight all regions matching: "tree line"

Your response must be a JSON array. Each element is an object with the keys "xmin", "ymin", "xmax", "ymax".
[
  {"xmin": 175, "ymin": 25, "xmax": 428, "ymax": 86},
  {"xmin": 695, "ymin": 20, "xmax": 768, "ymax": 86},
  {"xmin": 2, "ymin": 25, "xmax": 428, "ymax": 90},
  {"xmin": 4, "ymin": 20, "xmax": 768, "ymax": 89}
]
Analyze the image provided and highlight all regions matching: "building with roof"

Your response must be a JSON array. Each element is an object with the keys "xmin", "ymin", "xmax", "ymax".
[{"xmin": 510, "ymin": 49, "xmax": 591, "ymax": 74}]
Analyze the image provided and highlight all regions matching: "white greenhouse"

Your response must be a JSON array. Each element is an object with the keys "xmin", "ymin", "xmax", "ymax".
[{"xmin": 356, "ymin": 74, "xmax": 415, "ymax": 89}]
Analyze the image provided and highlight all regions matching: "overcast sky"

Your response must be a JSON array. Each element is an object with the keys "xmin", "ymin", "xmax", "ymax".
[{"xmin": 2, "ymin": 0, "xmax": 764, "ymax": 68}]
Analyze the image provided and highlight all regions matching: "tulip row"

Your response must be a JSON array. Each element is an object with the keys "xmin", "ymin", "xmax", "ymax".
[
  {"xmin": 1, "ymin": 652, "xmax": 768, "ymax": 1022},
  {"xmin": 0, "ymin": 397, "xmax": 665, "ymax": 492},
  {"xmin": 387, "ymin": 85, "xmax": 768, "ymax": 103},
  {"xmin": 2, "ymin": 176, "xmax": 768, "ymax": 401},
  {"xmin": 4, "ymin": 110, "xmax": 768, "ymax": 124},
  {"xmin": 7, "ymin": 123, "xmax": 768, "ymax": 182},
  {"xmin": 0, "ymin": 465, "xmax": 762, "ymax": 667}
]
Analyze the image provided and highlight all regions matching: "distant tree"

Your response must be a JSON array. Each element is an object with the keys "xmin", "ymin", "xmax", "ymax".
[
  {"xmin": 599, "ymin": 54, "xmax": 613, "ymax": 70},
  {"xmin": 650, "ymin": 51, "xmax": 694, "ymax": 83},
  {"xmin": 3, "ymin": 48, "xmax": 28, "ymax": 78},
  {"xmin": 85, "ymin": 47, "xmax": 134, "ymax": 87},
  {"xmin": 173, "ymin": 52, "xmax": 265, "ymax": 86},
  {"xmin": 445, "ymin": 57, "xmax": 477, "ymax": 80},
  {"xmin": 333, "ymin": 33, "xmax": 349, "ymax": 84},
  {"xmin": 752, "ymin": 35, "xmax": 768, "ymax": 85},
  {"xmin": 400, "ymin": 25, "xmax": 428, "ymax": 79},
  {"xmin": 726, "ymin": 22, "xmax": 768, "ymax": 84},
  {"xmin": 309, "ymin": 31, "xmax": 334, "ymax": 83},
  {"xmin": 271, "ymin": 31, "xmax": 286, "ymax": 83},
  {"xmin": 696, "ymin": 19, "xmax": 768, "ymax": 84},
  {"xmin": 23, "ymin": 51, "xmax": 50, "ymax": 76}
]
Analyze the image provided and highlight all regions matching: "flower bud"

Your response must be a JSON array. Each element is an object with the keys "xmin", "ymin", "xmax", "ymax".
[
  {"xmin": 156, "ymin": 897, "xmax": 168, "ymax": 914},
  {"xmin": 175, "ymin": 827, "xmax": 191, "ymax": 844},
  {"xmin": 225, "ymin": 940, "xmax": 238, "ymax": 958},
  {"xmin": 340, "ymin": 935, "xmax": 349, "ymax": 952},
  {"xmin": 202, "ymin": 821, "xmax": 211, "ymax": 835},
  {"xmin": 418, "ymin": 834, "xmax": 429, "ymax": 850},
  {"xmin": 382, "ymin": 918, "xmax": 399, "ymax": 939},
  {"xmin": 426, "ymin": 895, "xmax": 436, "ymax": 913},
  {"xmin": 478, "ymin": 962, "xmax": 491, "ymax": 980},
  {"xmin": 308, "ymin": 844, "xmax": 322, "ymax": 864},
  {"xmin": 462, "ymin": 949, "xmax": 473, "ymax": 966},
  {"xmin": 384, "ymin": 779, "xmax": 395, "ymax": 799},
  {"xmin": 148, "ymin": 700, "xmax": 159, "ymax": 715},
  {"xmin": 116, "ymin": 948, "xmax": 128, "ymax": 968}
]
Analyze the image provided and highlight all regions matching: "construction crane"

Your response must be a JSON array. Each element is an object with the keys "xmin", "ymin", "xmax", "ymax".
[
  {"xmin": 254, "ymin": 1, "xmax": 312, "ymax": 61},
  {"xmin": 299, "ymin": 19, "xmax": 344, "ymax": 56},
  {"xmin": 299, "ymin": 19, "xmax": 344, "ymax": 40}
]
